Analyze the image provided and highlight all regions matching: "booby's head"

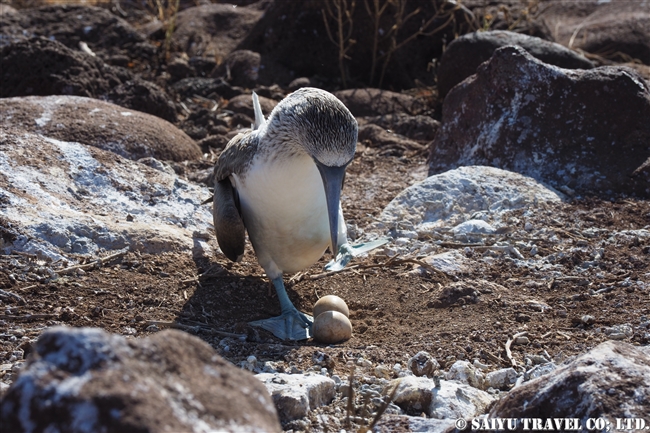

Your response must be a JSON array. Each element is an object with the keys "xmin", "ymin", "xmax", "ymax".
[{"xmin": 266, "ymin": 87, "xmax": 358, "ymax": 254}]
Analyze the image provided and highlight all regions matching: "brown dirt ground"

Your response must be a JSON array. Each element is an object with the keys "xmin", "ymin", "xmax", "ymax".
[{"xmin": 2, "ymin": 146, "xmax": 649, "ymax": 398}]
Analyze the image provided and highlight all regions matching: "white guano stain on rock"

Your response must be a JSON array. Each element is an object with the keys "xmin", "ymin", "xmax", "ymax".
[
  {"xmin": 0, "ymin": 130, "xmax": 213, "ymax": 261},
  {"xmin": 380, "ymin": 166, "xmax": 563, "ymax": 231}
]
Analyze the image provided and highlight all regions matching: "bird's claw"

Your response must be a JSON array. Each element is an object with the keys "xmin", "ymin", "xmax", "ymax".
[
  {"xmin": 325, "ymin": 238, "xmax": 390, "ymax": 272},
  {"xmin": 249, "ymin": 308, "xmax": 313, "ymax": 340}
]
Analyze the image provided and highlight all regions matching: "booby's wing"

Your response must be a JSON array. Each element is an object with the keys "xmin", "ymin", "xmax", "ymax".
[{"xmin": 213, "ymin": 131, "xmax": 259, "ymax": 262}]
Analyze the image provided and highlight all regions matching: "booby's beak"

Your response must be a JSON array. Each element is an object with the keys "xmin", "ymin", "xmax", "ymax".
[{"xmin": 315, "ymin": 161, "xmax": 346, "ymax": 256}]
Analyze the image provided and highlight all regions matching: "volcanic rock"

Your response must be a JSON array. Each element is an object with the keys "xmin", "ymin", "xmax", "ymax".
[
  {"xmin": 358, "ymin": 124, "xmax": 425, "ymax": 154},
  {"xmin": 536, "ymin": 0, "xmax": 650, "ymax": 65},
  {"xmin": 226, "ymin": 93, "xmax": 278, "ymax": 119},
  {"xmin": 0, "ymin": 127, "xmax": 212, "ymax": 259},
  {"xmin": 359, "ymin": 113, "xmax": 440, "ymax": 142},
  {"xmin": 490, "ymin": 341, "xmax": 650, "ymax": 427},
  {"xmin": 437, "ymin": 30, "xmax": 594, "ymax": 98},
  {"xmin": 212, "ymin": 49, "xmax": 261, "ymax": 88},
  {"xmin": 392, "ymin": 376, "xmax": 495, "ymax": 418},
  {"xmin": 334, "ymin": 88, "xmax": 424, "ymax": 117},
  {"xmin": 172, "ymin": 3, "xmax": 263, "ymax": 59},
  {"xmin": 0, "ymin": 96, "xmax": 200, "ymax": 162},
  {"xmin": 381, "ymin": 165, "xmax": 562, "ymax": 229},
  {"xmin": 0, "ymin": 327, "xmax": 282, "ymax": 433},
  {"xmin": 0, "ymin": 4, "xmax": 156, "ymax": 66},
  {"xmin": 256, "ymin": 373, "xmax": 336, "ymax": 423},
  {"xmin": 429, "ymin": 46, "xmax": 650, "ymax": 197},
  {"xmin": 0, "ymin": 37, "xmax": 176, "ymax": 121},
  {"xmin": 172, "ymin": 77, "xmax": 242, "ymax": 100}
]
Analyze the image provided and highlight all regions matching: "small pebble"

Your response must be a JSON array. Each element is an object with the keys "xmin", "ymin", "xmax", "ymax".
[{"xmin": 514, "ymin": 336, "xmax": 530, "ymax": 345}]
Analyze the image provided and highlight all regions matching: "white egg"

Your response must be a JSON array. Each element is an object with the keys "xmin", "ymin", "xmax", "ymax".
[{"xmin": 313, "ymin": 311, "xmax": 352, "ymax": 344}]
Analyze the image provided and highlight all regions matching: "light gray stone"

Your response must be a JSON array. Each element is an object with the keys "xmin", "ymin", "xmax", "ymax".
[
  {"xmin": 420, "ymin": 250, "xmax": 472, "ymax": 275},
  {"xmin": 453, "ymin": 219, "xmax": 496, "ymax": 236},
  {"xmin": 391, "ymin": 376, "xmax": 494, "ymax": 419},
  {"xmin": 380, "ymin": 166, "xmax": 563, "ymax": 231},
  {"xmin": 256, "ymin": 373, "xmax": 336, "ymax": 423},
  {"xmin": 445, "ymin": 360, "xmax": 485, "ymax": 389},
  {"xmin": 485, "ymin": 367, "xmax": 518, "ymax": 390},
  {"xmin": 407, "ymin": 351, "xmax": 439, "ymax": 377}
]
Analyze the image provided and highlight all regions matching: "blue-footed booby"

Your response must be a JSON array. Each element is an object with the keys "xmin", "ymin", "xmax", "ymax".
[{"xmin": 213, "ymin": 87, "xmax": 363, "ymax": 340}]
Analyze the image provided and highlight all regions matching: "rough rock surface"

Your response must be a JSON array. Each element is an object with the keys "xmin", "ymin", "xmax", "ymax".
[
  {"xmin": 437, "ymin": 30, "xmax": 594, "ymax": 98},
  {"xmin": 0, "ymin": 96, "xmax": 200, "ymax": 162},
  {"xmin": 358, "ymin": 113, "xmax": 439, "ymax": 142},
  {"xmin": 491, "ymin": 341, "xmax": 650, "ymax": 427},
  {"xmin": 0, "ymin": 4, "xmax": 156, "ymax": 67},
  {"xmin": 172, "ymin": 3, "xmax": 263, "ymax": 59},
  {"xmin": 212, "ymin": 49, "xmax": 261, "ymax": 88},
  {"xmin": 334, "ymin": 88, "xmax": 424, "ymax": 117},
  {"xmin": 445, "ymin": 360, "xmax": 485, "ymax": 389},
  {"xmin": 0, "ymin": 327, "xmax": 282, "ymax": 433},
  {"xmin": 256, "ymin": 373, "xmax": 336, "ymax": 423},
  {"xmin": 226, "ymin": 93, "xmax": 278, "ymax": 120},
  {"xmin": 172, "ymin": 77, "xmax": 243, "ymax": 100},
  {"xmin": 429, "ymin": 46, "xmax": 650, "ymax": 197},
  {"xmin": 485, "ymin": 367, "xmax": 518, "ymax": 391},
  {"xmin": 380, "ymin": 165, "xmax": 562, "ymax": 230},
  {"xmin": 537, "ymin": 0, "xmax": 650, "ymax": 65},
  {"xmin": 358, "ymin": 124, "xmax": 426, "ymax": 153},
  {"xmin": 0, "ymin": 37, "xmax": 176, "ymax": 121},
  {"xmin": 392, "ymin": 376, "xmax": 495, "ymax": 419},
  {"xmin": 0, "ymin": 127, "xmax": 213, "ymax": 260}
]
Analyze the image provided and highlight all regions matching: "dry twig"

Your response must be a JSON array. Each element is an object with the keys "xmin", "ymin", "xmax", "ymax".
[
  {"xmin": 57, "ymin": 249, "xmax": 128, "ymax": 276},
  {"xmin": 505, "ymin": 331, "xmax": 528, "ymax": 368}
]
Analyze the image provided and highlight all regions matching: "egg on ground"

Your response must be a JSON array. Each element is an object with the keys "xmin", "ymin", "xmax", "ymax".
[
  {"xmin": 313, "ymin": 295, "xmax": 349, "ymax": 318},
  {"xmin": 313, "ymin": 310, "xmax": 352, "ymax": 344}
]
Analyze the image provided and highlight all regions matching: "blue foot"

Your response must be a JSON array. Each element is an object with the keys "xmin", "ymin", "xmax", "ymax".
[
  {"xmin": 249, "ymin": 277, "xmax": 313, "ymax": 340},
  {"xmin": 325, "ymin": 238, "xmax": 390, "ymax": 272}
]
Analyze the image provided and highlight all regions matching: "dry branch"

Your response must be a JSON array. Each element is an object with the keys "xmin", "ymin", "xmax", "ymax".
[
  {"xmin": 505, "ymin": 331, "xmax": 528, "ymax": 368},
  {"xmin": 56, "ymin": 249, "xmax": 128, "ymax": 276}
]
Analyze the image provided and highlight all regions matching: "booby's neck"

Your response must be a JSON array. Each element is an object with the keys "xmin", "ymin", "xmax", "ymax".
[{"xmin": 254, "ymin": 123, "xmax": 310, "ymax": 165}]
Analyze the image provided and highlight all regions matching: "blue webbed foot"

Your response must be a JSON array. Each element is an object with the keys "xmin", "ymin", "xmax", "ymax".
[
  {"xmin": 325, "ymin": 238, "xmax": 390, "ymax": 272},
  {"xmin": 249, "ymin": 308, "xmax": 313, "ymax": 340},
  {"xmin": 249, "ymin": 276, "xmax": 313, "ymax": 340}
]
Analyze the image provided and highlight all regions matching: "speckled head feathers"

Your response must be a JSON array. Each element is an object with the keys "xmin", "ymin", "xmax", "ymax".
[{"xmin": 264, "ymin": 87, "xmax": 357, "ymax": 167}]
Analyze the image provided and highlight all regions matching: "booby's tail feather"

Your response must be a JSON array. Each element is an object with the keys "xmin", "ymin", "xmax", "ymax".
[{"xmin": 252, "ymin": 92, "xmax": 266, "ymax": 130}]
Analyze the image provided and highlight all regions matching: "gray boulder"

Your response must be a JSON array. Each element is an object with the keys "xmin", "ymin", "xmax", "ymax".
[
  {"xmin": 491, "ymin": 341, "xmax": 650, "ymax": 428},
  {"xmin": 0, "ymin": 4, "xmax": 155, "ymax": 65},
  {"xmin": 392, "ymin": 376, "xmax": 495, "ymax": 419},
  {"xmin": 212, "ymin": 50, "xmax": 261, "ymax": 88},
  {"xmin": 536, "ymin": 0, "xmax": 650, "ymax": 65},
  {"xmin": 172, "ymin": 4, "xmax": 263, "ymax": 59},
  {"xmin": 0, "ymin": 96, "xmax": 200, "ymax": 162},
  {"xmin": 429, "ymin": 46, "xmax": 650, "ymax": 198},
  {"xmin": 334, "ymin": 88, "xmax": 425, "ymax": 117},
  {"xmin": 0, "ymin": 126, "xmax": 212, "ymax": 260},
  {"xmin": 0, "ymin": 37, "xmax": 176, "ymax": 122},
  {"xmin": 437, "ymin": 30, "xmax": 594, "ymax": 98},
  {"xmin": 256, "ymin": 373, "xmax": 336, "ymax": 423},
  {"xmin": 0, "ymin": 327, "xmax": 282, "ymax": 433}
]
